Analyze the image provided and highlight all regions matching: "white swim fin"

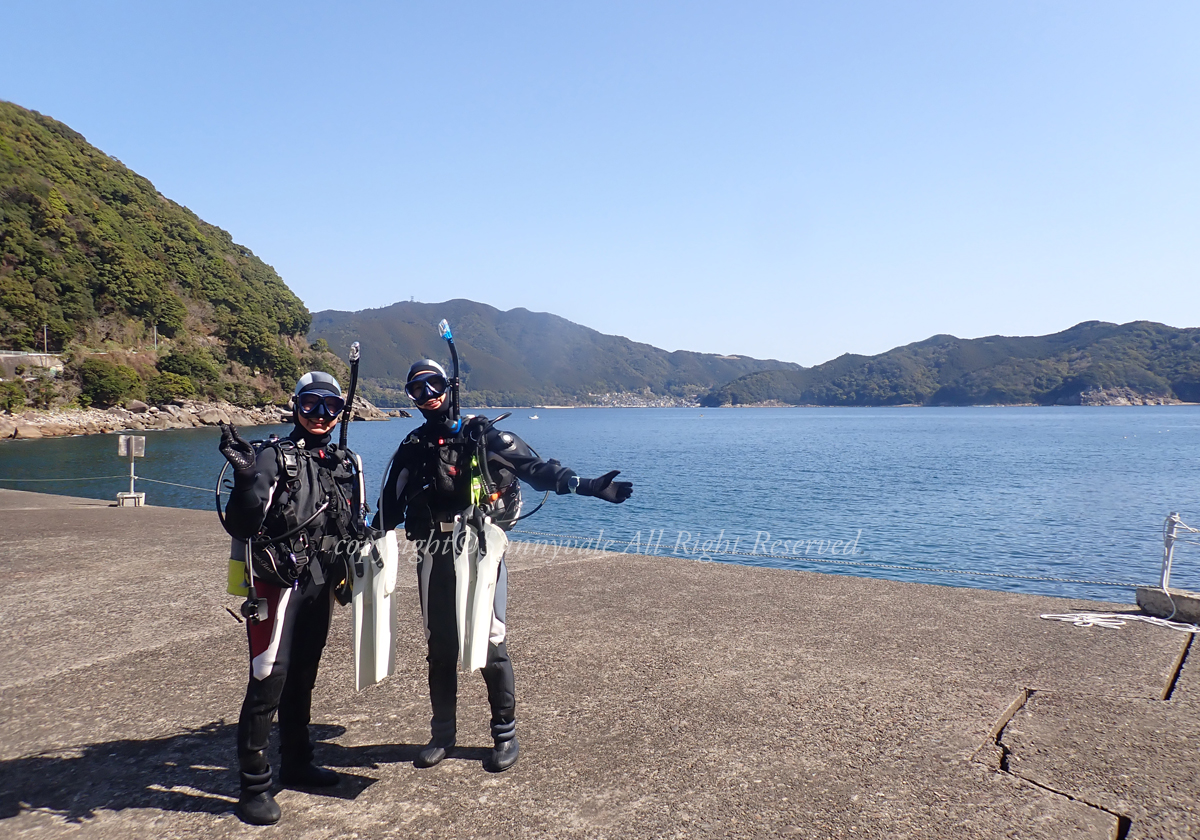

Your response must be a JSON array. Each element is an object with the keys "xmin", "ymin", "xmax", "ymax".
[
  {"xmin": 353, "ymin": 530, "xmax": 399, "ymax": 691},
  {"xmin": 453, "ymin": 510, "xmax": 508, "ymax": 672}
]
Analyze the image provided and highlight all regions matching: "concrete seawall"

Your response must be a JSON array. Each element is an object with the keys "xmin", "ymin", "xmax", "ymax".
[{"xmin": 0, "ymin": 488, "xmax": 1195, "ymax": 839}]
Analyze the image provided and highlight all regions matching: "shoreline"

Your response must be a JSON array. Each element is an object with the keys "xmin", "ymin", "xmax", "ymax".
[
  {"xmin": 0, "ymin": 396, "xmax": 396, "ymax": 441},
  {"xmin": 6, "ymin": 399, "xmax": 1197, "ymax": 441}
]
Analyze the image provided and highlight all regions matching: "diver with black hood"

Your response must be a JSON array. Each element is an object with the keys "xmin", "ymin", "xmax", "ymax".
[
  {"xmin": 219, "ymin": 371, "xmax": 369, "ymax": 825},
  {"xmin": 376, "ymin": 343, "xmax": 632, "ymax": 774}
]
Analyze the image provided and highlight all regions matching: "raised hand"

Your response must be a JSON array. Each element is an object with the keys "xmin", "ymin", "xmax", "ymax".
[{"xmin": 218, "ymin": 422, "xmax": 256, "ymax": 472}]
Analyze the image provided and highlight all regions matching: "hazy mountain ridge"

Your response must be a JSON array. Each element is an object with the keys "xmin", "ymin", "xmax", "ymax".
[
  {"xmin": 309, "ymin": 299, "xmax": 802, "ymax": 406},
  {"xmin": 701, "ymin": 321, "xmax": 1200, "ymax": 407}
]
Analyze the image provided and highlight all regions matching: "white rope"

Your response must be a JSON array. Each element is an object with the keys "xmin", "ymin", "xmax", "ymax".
[
  {"xmin": 1040, "ymin": 612, "xmax": 1200, "ymax": 634},
  {"xmin": 1175, "ymin": 518, "xmax": 1200, "ymax": 534}
]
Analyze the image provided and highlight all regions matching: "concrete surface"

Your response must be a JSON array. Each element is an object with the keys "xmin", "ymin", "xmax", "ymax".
[
  {"xmin": 0, "ymin": 488, "xmax": 1195, "ymax": 839},
  {"xmin": 1136, "ymin": 586, "xmax": 1200, "ymax": 626}
]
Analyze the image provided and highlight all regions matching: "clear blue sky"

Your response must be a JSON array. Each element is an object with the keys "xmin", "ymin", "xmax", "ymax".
[{"xmin": 5, "ymin": 1, "xmax": 1197, "ymax": 365}]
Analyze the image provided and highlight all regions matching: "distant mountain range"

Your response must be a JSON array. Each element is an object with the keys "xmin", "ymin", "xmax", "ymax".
[
  {"xmin": 309, "ymin": 299, "xmax": 800, "ymax": 406},
  {"xmin": 701, "ymin": 321, "xmax": 1200, "ymax": 407},
  {"xmin": 312, "ymin": 304, "xmax": 1199, "ymax": 408}
]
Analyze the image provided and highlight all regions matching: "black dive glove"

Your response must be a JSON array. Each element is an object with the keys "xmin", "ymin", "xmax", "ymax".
[
  {"xmin": 575, "ymin": 470, "xmax": 633, "ymax": 504},
  {"xmin": 218, "ymin": 422, "xmax": 257, "ymax": 478}
]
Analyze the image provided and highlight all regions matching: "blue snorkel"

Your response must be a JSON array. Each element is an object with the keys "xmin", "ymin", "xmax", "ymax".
[{"xmin": 438, "ymin": 319, "xmax": 463, "ymax": 434}]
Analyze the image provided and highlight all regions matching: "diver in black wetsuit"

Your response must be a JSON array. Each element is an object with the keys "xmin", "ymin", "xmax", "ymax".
[
  {"xmin": 375, "ymin": 359, "xmax": 632, "ymax": 773},
  {"xmin": 219, "ymin": 371, "xmax": 368, "ymax": 826}
]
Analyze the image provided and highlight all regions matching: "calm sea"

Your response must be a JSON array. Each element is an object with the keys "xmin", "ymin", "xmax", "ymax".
[{"xmin": 2, "ymin": 407, "xmax": 1198, "ymax": 603}]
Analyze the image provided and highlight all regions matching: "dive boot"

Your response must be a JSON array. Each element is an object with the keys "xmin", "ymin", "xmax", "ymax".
[
  {"xmin": 415, "ymin": 737, "xmax": 455, "ymax": 768},
  {"xmin": 279, "ymin": 762, "xmax": 340, "ymax": 788},
  {"xmin": 483, "ymin": 736, "xmax": 519, "ymax": 773},
  {"xmin": 236, "ymin": 767, "xmax": 281, "ymax": 825}
]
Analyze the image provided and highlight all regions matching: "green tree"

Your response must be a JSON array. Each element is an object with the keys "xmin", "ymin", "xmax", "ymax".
[
  {"xmin": 77, "ymin": 358, "xmax": 142, "ymax": 407},
  {"xmin": 28, "ymin": 371, "xmax": 57, "ymax": 408},
  {"xmin": 158, "ymin": 348, "xmax": 221, "ymax": 382},
  {"xmin": 0, "ymin": 380, "xmax": 26, "ymax": 412},
  {"xmin": 147, "ymin": 371, "xmax": 197, "ymax": 404}
]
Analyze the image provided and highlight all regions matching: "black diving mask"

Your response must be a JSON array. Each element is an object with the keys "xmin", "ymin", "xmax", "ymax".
[
  {"xmin": 405, "ymin": 373, "xmax": 448, "ymax": 403},
  {"xmin": 297, "ymin": 391, "xmax": 345, "ymax": 418}
]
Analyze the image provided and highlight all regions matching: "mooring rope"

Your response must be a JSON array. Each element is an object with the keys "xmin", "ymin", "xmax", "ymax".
[{"xmin": 1040, "ymin": 612, "xmax": 1200, "ymax": 634}]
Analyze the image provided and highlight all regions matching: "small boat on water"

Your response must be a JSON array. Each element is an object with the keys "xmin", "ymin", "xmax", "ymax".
[{"xmin": 529, "ymin": 414, "xmax": 539, "ymax": 419}]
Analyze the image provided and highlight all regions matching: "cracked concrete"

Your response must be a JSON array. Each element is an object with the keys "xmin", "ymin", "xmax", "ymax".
[
  {"xmin": 995, "ymin": 690, "xmax": 1199, "ymax": 840},
  {"xmin": 1, "ymin": 488, "xmax": 1197, "ymax": 839}
]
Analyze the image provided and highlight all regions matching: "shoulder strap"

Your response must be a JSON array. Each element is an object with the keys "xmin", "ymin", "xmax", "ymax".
[{"xmin": 274, "ymin": 439, "xmax": 301, "ymax": 480}]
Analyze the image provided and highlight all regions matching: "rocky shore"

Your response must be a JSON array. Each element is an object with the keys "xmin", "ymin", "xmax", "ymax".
[
  {"xmin": 582, "ymin": 391, "xmax": 701, "ymax": 408},
  {"xmin": 1074, "ymin": 387, "xmax": 1184, "ymax": 406},
  {"xmin": 0, "ymin": 396, "xmax": 400, "ymax": 440}
]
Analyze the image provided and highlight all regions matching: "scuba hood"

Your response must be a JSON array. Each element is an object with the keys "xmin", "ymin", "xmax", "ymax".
[
  {"xmin": 295, "ymin": 370, "xmax": 343, "ymax": 399},
  {"xmin": 406, "ymin": 359, "xmax": 456, "ymax": 427},
  {"xmin": 290, "ymin": 422, "xmax": 333, "ymax": 452},
  {"xmin": 418, "ymin": 402, "xmax": 452, "ymax": 425},
  {"xmin": 292, "ymin": 370, "xmax": 344, "ymax": 426}
]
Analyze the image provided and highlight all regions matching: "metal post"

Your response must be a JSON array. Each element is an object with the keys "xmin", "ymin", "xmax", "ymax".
[
  {"xmin": 43, "ymin": 324, "xmax": 48, "ymax": 353},
  {"xmin": 1161, "ymin": 512, "xmax": 1180, "ymax": 590},
  {"xmin": 117, "ymin": 435, "xmax": 146, "ymax": 506}
]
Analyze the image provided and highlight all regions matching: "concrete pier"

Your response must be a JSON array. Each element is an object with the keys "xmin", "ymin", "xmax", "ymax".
[{"xmin": 0, "ymin": 488, "xmax": 1195, "ymax": 839}]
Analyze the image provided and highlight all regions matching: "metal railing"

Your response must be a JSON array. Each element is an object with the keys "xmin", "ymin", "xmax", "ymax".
[{"xmin": 1159, "ymin": 512, "xmax": 1200, "ymax": 590}]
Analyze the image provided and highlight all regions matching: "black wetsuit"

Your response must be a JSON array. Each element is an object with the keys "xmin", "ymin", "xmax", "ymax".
[
  {"xmin": 224, "ymin": 426, "xmax": 364, "ymax": 789},
  {"xmin": 375, "ymin": 416, "xmax": 576, "ymax": 748}
]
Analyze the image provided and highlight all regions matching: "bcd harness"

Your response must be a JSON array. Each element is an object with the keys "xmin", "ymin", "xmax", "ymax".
[
  {"xmin": 400, "ymin": 415, "xmax": 523, "ymax": 541},
  {"xmin": 250, "ymin": 438, "xmax": 365, "ymax": 592}
]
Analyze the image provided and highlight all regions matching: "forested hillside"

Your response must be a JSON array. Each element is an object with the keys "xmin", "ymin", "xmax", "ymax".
[
  {"xmin": 701, "ymin": 321, "xmax": 1200, "ymax": 406},
  {"xmin": 310, "ymin": 299, "xmax": 801, "ymax": 406},
  {"xmin": 0, "ymin": 101, "xmax": 339, "ymax": 407}
]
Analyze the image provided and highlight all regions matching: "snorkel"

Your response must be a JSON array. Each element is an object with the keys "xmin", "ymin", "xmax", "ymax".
[
  {"xmin": 339, "ymin": 341, "xmax": 361, "ymax": 450},
  {"xmin": 438, "ymin": 319, "xmax": 463, "ymax": 434}
]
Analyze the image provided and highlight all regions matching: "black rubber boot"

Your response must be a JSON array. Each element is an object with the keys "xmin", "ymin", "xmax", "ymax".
[
  {"xmin": 415, "ymin": 707, "xmax": 456, "ymax": 768},
  {"xmin": 415, "ymin": 736, "xmax": 455, "ymax": 768},
  {"xmin": 483, "ymin": 717, "xmax": 518, "ymax": 773},
  {"xmin": 483, "ymin": 736, "xmax": 519, "ymax": 773},
  {"xmin": 279, "ymin": 762, "xmax": 340, "ymax": 788},
  {"xmin": 236, "ymin": 767, "xmax": 281, "ymax": 825}
]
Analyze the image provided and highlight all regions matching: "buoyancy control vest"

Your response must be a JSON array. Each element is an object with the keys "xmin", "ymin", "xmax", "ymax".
[
  {"xmin": 397, "ymin": 415, "xmax": 522, "ymax": 540},
  {"xmin": 235, "ymin": 437, "xmax": 367, "ymax": 590}
]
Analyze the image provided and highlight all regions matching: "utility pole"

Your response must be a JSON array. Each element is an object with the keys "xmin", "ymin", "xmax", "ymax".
[{"xmin": 43, "ymin": 324, "xmax": 48, "ymax": 353}]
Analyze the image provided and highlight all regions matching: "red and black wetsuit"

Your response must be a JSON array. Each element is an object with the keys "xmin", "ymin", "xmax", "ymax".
[{"xmin": 224, "ymin": 426, "xmax": 362, "ymax": 791}]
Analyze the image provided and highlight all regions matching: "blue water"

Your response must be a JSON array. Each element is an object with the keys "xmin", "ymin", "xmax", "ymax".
[{"xmin": 2, "ymin": 407, "xmax": 1198, "ymax": 603}]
